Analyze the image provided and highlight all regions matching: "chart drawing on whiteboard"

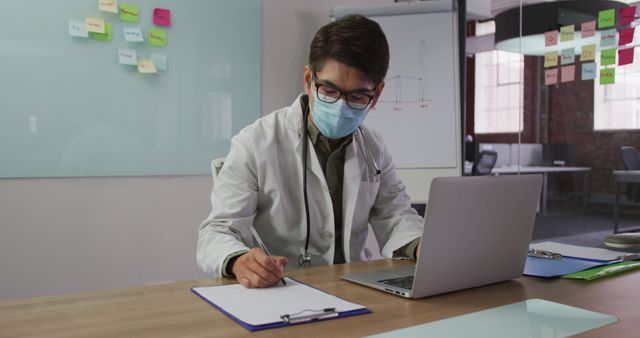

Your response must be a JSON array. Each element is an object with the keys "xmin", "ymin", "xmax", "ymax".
[{"xmin": 367, "ymin": 12, "xmax": 458, "ymax": 168}]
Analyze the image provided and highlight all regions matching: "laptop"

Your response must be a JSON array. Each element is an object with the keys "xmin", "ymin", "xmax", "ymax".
[{"xmin": 340, "ymin": 174, "xmax": 543, "ymax": 298}]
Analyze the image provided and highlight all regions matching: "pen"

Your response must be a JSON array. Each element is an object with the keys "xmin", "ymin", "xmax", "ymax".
[{"xmin": 250, "ymin": 227, "xmax": 286, "ymax": 286}]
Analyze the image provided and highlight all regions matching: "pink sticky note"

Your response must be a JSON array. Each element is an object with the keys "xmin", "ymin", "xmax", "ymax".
[
  {"xmin": 581, "ymin": 20, "xmax": 596, "ymax": 38},
  {"xmin": 153, "ymin": 8, "xmax": 171, "ymax": 26},
  {"xmin": 619, "ymin": 6, "xmax": 636, "ymax": 26},
  {"xmin": 619, "ymin": 27, "xmax": 635, "ymax": 45},
  {"xmin": 545, "ymin": 30, "xmax": 558, "ymax": 46},
  {"xmin": 619, "ymin": 47, "xmax": 635, "ymax": 66},
  {"xmin": 561, "ymin": 65, "xmax": 575, "ymax": 83},
  {"xmin": 544, "ymin": 68, "xmax": 558, "ymax": 85}
]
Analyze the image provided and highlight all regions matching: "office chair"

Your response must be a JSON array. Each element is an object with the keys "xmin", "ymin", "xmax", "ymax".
[
  {"xmin": 620, "ymin": 146, "xmax": 640, "ymax": 202},
  {"xmin": 472, "ymin": 150, "xmax": 498, "ymax": 175}
]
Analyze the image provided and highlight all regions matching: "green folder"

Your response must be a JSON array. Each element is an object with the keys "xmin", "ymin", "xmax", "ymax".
[{"xmin": 562, "ymin": 261, "xmax": 640, "ymax": 281}]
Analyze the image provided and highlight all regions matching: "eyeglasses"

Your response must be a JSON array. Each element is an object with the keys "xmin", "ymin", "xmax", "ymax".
[{"xmin": 312, "ymin": 72, "xmax": 376, "ymax": 110}]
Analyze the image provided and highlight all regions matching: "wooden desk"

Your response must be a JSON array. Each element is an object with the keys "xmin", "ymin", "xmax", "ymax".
[
  {"xmin": 613, "ymin": 170, "xmax": 640, "ymax": 233},
  {"xmin": 1, "ymin": 260, "xmax": 638, "ymax": 338}
]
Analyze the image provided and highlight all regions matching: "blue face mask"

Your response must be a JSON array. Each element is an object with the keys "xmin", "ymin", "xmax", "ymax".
[{"xmin": 311, "ymin": 90, "xmax": 370, "ymax": 139}]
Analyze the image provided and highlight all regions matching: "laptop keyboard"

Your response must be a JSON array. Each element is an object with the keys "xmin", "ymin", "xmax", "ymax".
[{"xmin": 377, "ymin": 275, "xmax": 413, "ymax": 290}]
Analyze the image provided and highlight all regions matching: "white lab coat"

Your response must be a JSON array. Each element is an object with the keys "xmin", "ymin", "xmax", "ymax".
[{"xmin": 197, "ymin": 94, "xmax": 424, "ymax": 277}]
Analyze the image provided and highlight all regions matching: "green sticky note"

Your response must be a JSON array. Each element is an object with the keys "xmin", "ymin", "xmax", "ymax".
[
  {"xmin": 598, "ymin": 8, "xmax": 615, "ymax": 29},
  {"xmin": 601, "ymin": 48, "xmax": 616, "ymax": 66},
  {"xmin": 148, "ymin": 28, "xmax": 167, "ymax": 47},
  {"xmin": 119, "ymin": 3, "xmax": 139, "ymax": 23},
  {"xmin": 600, "ymin": 68, "xmax": 616, "ymax": 85},
  {"xmin": 91, "ymin": 22, "xmax": 113, "ymax": 41},
  {"xmin": 563, "ymin": 261, "xmax": 640, "ymax": 281}
]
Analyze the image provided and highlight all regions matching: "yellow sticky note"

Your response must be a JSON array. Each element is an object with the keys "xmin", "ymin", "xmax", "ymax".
[
  {"xmin": 85, "ymin": 17, "xmax": 105, "ymax": 34},
  {"xmin": 560, "ymin": 25, "xmax": 574, "ymax": 42},
  {"xmin": 99, "ymin": 0, "xmax": 118, "ymax": 13},
  {"xmin": 580, "ymin": 44, "xmax": 596, "ymax": 62},
  {"xmin": 138, "ymin": 59, "xmax": 157, "ymax": 74},
  {"xmin": 544, "ymin": 51, "xmax": 558, "ymax": 68}
]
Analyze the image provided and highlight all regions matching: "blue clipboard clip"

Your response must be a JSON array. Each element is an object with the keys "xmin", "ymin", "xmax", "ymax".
[
  {"xmin": 528, "ymin": 248, "xmax": 562, "ymax": 260},
  {"xmin": 280, "ymin": 308, "xmax": 338, "ymax": 324}
]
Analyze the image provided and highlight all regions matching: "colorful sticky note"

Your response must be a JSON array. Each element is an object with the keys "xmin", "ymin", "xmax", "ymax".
[
  {"xmin": 581, "ymin": 20, "xmax": 596, "ymax": 38},
  {"xmin": 544, "ymin": 68, "xmax": 558, "ymax": 85},
  {"xmin": 545, "ymin": 30, "xmax": 557, "ymax": 46},
  {"xmin": 619, "ymin": 47, "xmax": 634, "ymax": 66},
  {"xmin": 581, "ymin": 62, "xmax": 597, "ymax": 80},
  {"xmin": 91, "ymin": 22, "xmax": 113, "ymax": 41},
  {"xmin": 561, "ymin": 65, "xmax": 575, "ymax": 83},
  {"xmin": 138, "ymin": 59, "xmax": 157, "ymax": 73},
  {"xmin": 99, "ymin": 0, "xmax": 118, "ymax": 13},
  {"xmin": 561, "ymin": 48, "xmax": 575, "ymax": 65},
  {"xmin": 68, "ymin": 19, "xmax": 88, "ymax": 38},
  {"xmin": 580, "ymin": 44, "xmax": 596, "ymax": 61},
  {"xmin": 560, "ymin": 25, "xmax": 574, "ymax": 42},
  {"xmin": 123, "ymin": 26, "xmax": 144, "ymax": 42},
  {"xmin": 544, "ymin": 51, "xmax": 558, "ymax": 68},
  {"xmin": 153, "ymin": 8, "xmax": 171, "ymax": 26},
  {"xmin": 148, "ymin": 28, "xmax": 167, "ymax": 47},
  {"xmin": 598, "ymin": 8, "xmax": 615, "ymax": 29},
  {"xmin": 619, "ymin": 6, "xmax": 636, "ymax": 26},
  {"xmin": 600, "ymin": 28, "xmax": 616, "ymax": 47},
  {"xmin": 118, "ymin": 48, "xmax": 137, "ymax": 65},
  {"xmin": 85, "ymin": 16, "xmax": 105, "ymax": 34},
  {"xmin": 119, "ymin": 3, "xmax": 139, "ymax": 23},
  {"xmin": 601, "ymin": 48, "xmax": 617, "ymax": 66},
  {"xmin": 150, "ymin": 53, "xmax": 167, "ymax": 70},
  {"xmin": 600, "ymin": 68, "xmax": 616, "ymax": 85},
  {"xmin": 619, "ymin": 27, "xmax": 635, "ymax": 45}
]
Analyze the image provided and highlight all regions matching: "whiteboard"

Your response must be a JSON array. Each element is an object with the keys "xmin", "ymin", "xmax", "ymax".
[
  {"xmin": 334, "ymin": 3, "xmax": 460, "ymax": 168},
  {"xmin": 0, "ymin": 0, "xmax": 260, "ymax": 178}
]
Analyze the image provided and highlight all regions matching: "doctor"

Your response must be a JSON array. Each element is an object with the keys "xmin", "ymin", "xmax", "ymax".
[{"xmin": 197, "ymin": 15, "xmax": 424, "ymax": 288}]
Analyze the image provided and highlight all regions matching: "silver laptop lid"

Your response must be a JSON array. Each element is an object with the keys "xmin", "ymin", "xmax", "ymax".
[{"xmin": 411, "ymin": 174, "xmax": 542, "ymax": 298}]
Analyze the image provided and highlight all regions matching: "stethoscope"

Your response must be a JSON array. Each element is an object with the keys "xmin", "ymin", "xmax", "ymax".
[{"xmin": 298, "ymin": 99, "xmax": 381, "ymax": 267}]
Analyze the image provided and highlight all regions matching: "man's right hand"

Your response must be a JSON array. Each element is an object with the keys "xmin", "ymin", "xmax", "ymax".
[{"xmin": 231, "ymin": 248, "xmax": 288, "ymax": 288}]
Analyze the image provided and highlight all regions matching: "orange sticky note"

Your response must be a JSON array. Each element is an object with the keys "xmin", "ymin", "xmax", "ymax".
[
  {"xmin": 85, "ymin": 17, "xmax": 105, "ymax": 34},
  {"xmin": 99, "ymin": 0, "xmax": 118, "ymax": 14},
  {"xmin": 138, "ymin": 59, "xmax": 157, "ymax": 74}
]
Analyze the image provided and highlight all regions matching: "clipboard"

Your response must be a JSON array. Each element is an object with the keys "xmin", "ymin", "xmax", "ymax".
[{"xmin": 192, "ymin": 277, "xmax": 371, "ymax": 331}]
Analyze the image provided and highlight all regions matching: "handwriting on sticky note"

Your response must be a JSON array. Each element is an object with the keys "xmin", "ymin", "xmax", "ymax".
[
  {"xmin": 99, "ymin": 0, "xmax": 118, "ymax": 13},
  {"xmin": 581, "ymin": 20, "xmax": 596, "ymax": 38},
  {"xmin": 545, "ymin": 31, "xmax": 557, "ymax": 46},
  {"xmin": 544, "ymin": 68, "xmax": 558, "ymax": 86},
  {"xmin": 600, "ymin": 29, "xmax": 616, "ymax": 47},
  {"xmin": 153, "ymin": 8, "xmax": 171, "ymax": 27},
  {"xmin": 69, "ymin": 19, "xmax": 88, "ymax": 38},
  {"xmin": 619, "ymin": 47, "xmax": 634, "ymax": 66},
  {"xmin": 580, "ymin": 44, "xmax": 596, "ymax": 62},
  {"xmin": 123, "ymin": 26, "xmax": 144, "ymax": 42},
  {"xmin": 600, "ymin": 68, "xmax": 615, "ymax": 85},
  {"xmin": 619, "ymin": 27, "xmax": 635, "ymax": 46},
  {"xmin": 118, "ymin": 48, "xmax": 137, "ymax": 65},
  {"xmin": 138, "ymin": 59, "xmax": 157, "ymax": 73},
  {"xmin": 544, "ymin": 51, "xmax": 558, "ymax": 68},
  {"xmin": 601, "ymin": 48, "xmax": 617, "ymax": 66},
  {"xmin": 91, "ymin": 22, "xmax": 113, "ymax": 41},
  {"xmin": 561, "ymin": 65, "xmax": 575, "ymax": 83},
  {"xmin": 561, "ymin": 48, "xmax": 575, "ymax": 65},
  {"xmin": 560, "ymin": 25, "xmax": 574, "ymax": 42},
  {"xmin": 85, "ymin": 17, "xmax": 105, "ymax": 34},
  {"xmin": 120, "ymin": 2, "xmax": 139, "ymax": 23},
  {"xmin": 581, "ymin": 63, "xmax": 596, "ymax": 80},
  {"xmin": 619, "ymin": 6, "xmax": 636, "ymax": 26},
  {"xmin": 598, "ymin": 9, "xmax": 615, "ymax": 29},
  {"xmin": 148, "ymin": 28, "xmax": 167, "ymax": 47}
]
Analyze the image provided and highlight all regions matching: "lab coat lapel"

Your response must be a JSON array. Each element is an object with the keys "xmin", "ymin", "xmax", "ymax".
[{"xmin": 342, "ymin": 139, "xmax": 365, "ymax": 263}]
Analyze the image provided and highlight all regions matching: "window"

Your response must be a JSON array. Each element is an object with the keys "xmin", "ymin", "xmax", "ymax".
[
  {"xmin": 594, "ymin": 51, "xmax": 640, "ymax": 130},
  {"xmin": 474, "ymin": 50, "xmax": 524, "ymax": 134}
]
